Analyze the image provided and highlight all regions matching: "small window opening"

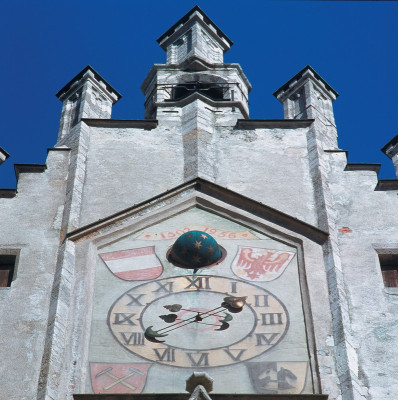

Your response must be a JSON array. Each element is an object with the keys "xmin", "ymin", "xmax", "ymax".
[
  {"xmin": 0, "ymin": 255, "xmax": 16, "ymax": 287},
  {"xmin": 379, "ymin": 254, "xmax": 398, "ymax": 287}
]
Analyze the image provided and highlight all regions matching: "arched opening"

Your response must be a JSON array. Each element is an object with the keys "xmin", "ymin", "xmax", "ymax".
[
  {"xmin": 172, "ymin": 81, "xmax": 226, "ymax": 101},
  {"xmin": 166, "ymin": 73, "xmax": 231, "ymax": 102}
]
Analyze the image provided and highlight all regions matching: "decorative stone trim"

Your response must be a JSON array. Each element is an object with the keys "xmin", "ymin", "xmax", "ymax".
[
  {"xmin": 14, "ymin": 163, "xmax": 47, "ymax": 180},
  {"xmin": 81, "ymin": 118, "xmax": 158, "ymax": 130},
  {"xmin": 236, "ymin": 119, "xmax": 314, "ymax": 129},
  {"xmin": 345, "ymin": 163, "xmax": 381, "ymax": 174}
]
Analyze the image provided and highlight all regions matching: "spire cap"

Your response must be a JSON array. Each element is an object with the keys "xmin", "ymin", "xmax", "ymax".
[
  {"xmin": 55, "ymin": 65, "xmax": 122, "ymax": 103},
  {"xmin": 157, "ymin": 6, "xmax": 233, "ymax": 52},
  {"xmin": 273, "ymin": 65, "xmax": 339, "ymax": 102}
]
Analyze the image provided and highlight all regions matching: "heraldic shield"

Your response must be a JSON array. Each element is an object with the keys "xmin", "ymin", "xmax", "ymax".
[
  {"xmin": 99, "ymin": 246, "xmax": 163, "ymax": 281},
  {"xmin": 90, "ymin": 363, "xmax": 152, "ymax": 394},
  {"xmin": 231, "ymin": 246, "xmax": 295, "ymax": 281},
  {"xmin": 246, "ymin": 361, "xmax": 308, "ymax": 394}
]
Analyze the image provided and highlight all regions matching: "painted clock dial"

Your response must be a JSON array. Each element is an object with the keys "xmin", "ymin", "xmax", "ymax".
[
  {"xmin": 108, "ymin": 275, "xmax": 289, "ymax": 368},
  {"xmin": 88, "ymin": 208, "xmax": 313, "ymax": 395}
]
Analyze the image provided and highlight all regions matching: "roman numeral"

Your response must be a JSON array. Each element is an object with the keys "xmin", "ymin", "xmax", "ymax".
[
  {"xmin": 153, "ymin": 348, "xmax": 175, "ymax": 362},
  {"xmin": 254, "ymin": 295, "xmax": 269, "ymax": 307},
  {"xmin": 113, "ymin": 313, "xmax": 136, "ymax": 325},
  {"xmin": 230, "ymin": 281, "xmax": 238, "ymax": 293},
  {"xmin": 120, "ymin": 332, "xmax": 145, "ymax": 345},
  {"xmin": 126, "ymin": 293, "xmax": 145, "ymax": 306},
  {"xmin": 184, "ymin": 276, "xmax": 211, "ymax": 290},
  {"xmin": 256, "ymin": 333, "xmax": 280, "ymax": 345},
  {"xmin": 223, "ymin": 348, "xmax": 246, "ymax": 361},
  {"xmin": 153, "ymin": 281, "xmax": 174, "ymax": 293},
  {"xmin": 261, "ymin": 313, "xmax": 283, "ymax": 325},
  {"xmin": 186, "ymin": 352, "xmax": 209, "ymax": 367}
]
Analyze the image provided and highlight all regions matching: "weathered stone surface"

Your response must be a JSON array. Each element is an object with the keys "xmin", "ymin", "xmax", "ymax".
[{"xmin": 0, "ymin": 6, "xmax": 397, "ymax": 400}]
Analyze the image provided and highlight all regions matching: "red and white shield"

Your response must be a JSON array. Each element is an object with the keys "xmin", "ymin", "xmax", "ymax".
[
  {"xmin": 99, "ymin": 246, "xmax": 163, "ymax": 281},
  {"xmin": 231, "ymin": 247, "xmax": 295, "ymax": 281},
  {"xmin": 90, "ymin": 363, "xmax": 152, "ymax": 394}
]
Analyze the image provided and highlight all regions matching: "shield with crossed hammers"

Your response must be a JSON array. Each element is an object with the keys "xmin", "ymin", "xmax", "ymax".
[{"xmin": 90, "ymin": 363, "xmax": 152, "ymax": 393}]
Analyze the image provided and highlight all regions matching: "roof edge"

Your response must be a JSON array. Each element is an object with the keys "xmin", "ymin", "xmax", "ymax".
[
  {"xmin": 56, "ymin": 65, "xmax": 122, "ymax": 101},
  {"xmin": 381, "ymin": 133, "xmax": 398, "ymax": 158},
  {"xmin": 14, "ymin": 164, "xmax": 47, "ymax": 180},
  {"xmin": 345, "ymin": 163, "xmax": 381, "ymax": 174},
  {"xmin": 157, "ymin": 5, "xmax": 233, "ymax": 47},
  {"xmin": 81, "ymin": 119, "xmax": 158, "ymax": 130},
  {"xmin": 273, "ymin": 65, "xmax": 339, "ymax": 99},
  {"xmin": 236, "ymin": 119, "xmax": 314, "ymax": 129}
]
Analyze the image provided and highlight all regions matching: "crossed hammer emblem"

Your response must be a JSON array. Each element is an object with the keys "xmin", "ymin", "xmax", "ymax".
[{"xmin": 96, "ymin": 366, "xmax": 145, "ymax": 391}]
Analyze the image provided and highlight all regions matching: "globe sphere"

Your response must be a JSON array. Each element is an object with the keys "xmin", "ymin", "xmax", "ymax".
[{"xmin": 168, "ymin": 230, "xmax": 223, "ymax": 269}]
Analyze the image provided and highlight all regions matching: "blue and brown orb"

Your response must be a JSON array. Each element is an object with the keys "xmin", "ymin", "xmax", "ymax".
[{"xmin": 167, "ymin": 231, "xmax": 225, "ymax": 269}]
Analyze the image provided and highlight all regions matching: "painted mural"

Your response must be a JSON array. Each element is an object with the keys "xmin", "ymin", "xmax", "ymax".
[{"xmin": 88, "ymin": 208, "xmax": 312, "ymax": 394}]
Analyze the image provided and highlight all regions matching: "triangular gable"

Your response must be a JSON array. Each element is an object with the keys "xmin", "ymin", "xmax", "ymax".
[{"xmin": 67, "ymin": 178, "xmax": 328, "ymax": 245}]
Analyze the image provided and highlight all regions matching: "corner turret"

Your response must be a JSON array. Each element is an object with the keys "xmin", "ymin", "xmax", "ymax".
[
  {"xmin": 274, "ymin": 65, "xmax": 339, "ymax": 148},
  {"xmin": 56, "ymin": 66, "xmax": 121, "ymax": 142}
]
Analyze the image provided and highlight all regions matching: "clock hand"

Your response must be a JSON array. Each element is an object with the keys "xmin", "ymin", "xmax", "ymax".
[
  {"xmin": 146, "ymin": 307, "xmax": 232, "ymax": 341},
  {"xmin": 145, "ymin": 296, "xmax": 246, "ymax": 340},
  {"xmin": 155, "ymin": 305, "xmax": 226, "ymax": 334}
]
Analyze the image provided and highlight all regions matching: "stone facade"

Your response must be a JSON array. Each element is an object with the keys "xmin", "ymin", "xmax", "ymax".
[{"xmin": 0, "ymin": 6, "xmax": 397, "ymax": 400}]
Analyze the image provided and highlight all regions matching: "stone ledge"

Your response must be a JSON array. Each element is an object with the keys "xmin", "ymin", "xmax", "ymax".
[
  {"xmin": 375, "ymin": 179, "xmax": 398, "ymax": 191},
  {"xmin": 74, "ymin": 394, "xmax": 328, "ymax": 400},
  {"xmin": 47, "ymin": 147, "xmax": 72, "ymax": 154},
  {"xmin": 14, "ymin": 163, "xmax": 47, "ymax": 180},
  {"xmin": 345, "ymin": 163, "xmax": 381, "ymax": 174},
  {"xmin": 236, "ymin": 119, "xmax": 314, "ymax": 129},
  {"xmin": 324, "ymin": 149, "xmax": 348, "ymax": 155},
  {"xmin": 81, "ymin": 119, "xmax": 158, "ymax": 130},
  {"xmin": 0, "ymin": 189, "xmax": 17, "ymax": 198}
]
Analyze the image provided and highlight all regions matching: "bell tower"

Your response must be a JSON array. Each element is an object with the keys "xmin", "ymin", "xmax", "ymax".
[{"xmin": 141, "ymin": 6, "xmax": 251, "ymax": 122}]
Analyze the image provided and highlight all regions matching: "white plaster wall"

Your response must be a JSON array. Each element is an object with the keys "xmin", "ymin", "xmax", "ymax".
[
  {"xmin": 326, "ymin": 151, "xmax": 398, "ymax": 399},
  {"xmin": 0, "ymin": 150, "xmax": 70, "ymax": 400},
  {"xmin": 79, "ymin": 119, "xmax": 317, "ymax": 228}
]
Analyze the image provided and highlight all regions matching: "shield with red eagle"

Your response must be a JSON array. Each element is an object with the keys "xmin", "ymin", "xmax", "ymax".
[{"xmin": 231, "ymin": 246, "xmax": 295, "ymax": 281}]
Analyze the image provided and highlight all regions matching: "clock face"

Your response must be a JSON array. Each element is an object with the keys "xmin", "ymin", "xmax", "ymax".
[
  {"xmin": 88, "ymin": 208, "xmax": 312, "ymax": 395},
  {"xmin": 108, "ymin": 275, "xmax": 288, "ymax": 368}
]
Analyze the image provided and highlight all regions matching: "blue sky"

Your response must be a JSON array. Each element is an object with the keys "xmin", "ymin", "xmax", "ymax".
[{"xmin": 1, "ymin": 1, "xmax": 397, "ymax": 188}]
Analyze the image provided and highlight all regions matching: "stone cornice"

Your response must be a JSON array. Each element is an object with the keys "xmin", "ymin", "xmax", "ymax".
[
  {"xmin": 14, "ymin": 163, "xmax": 47, "ymax": 181},
  {"xmin": 345, "ymin": 163, "xmax": 381, "ymax": 174},
  {"xmin": 236, "ymin": 119, "xmax": 314, "ymax": 129},
  {"xmin": 81, "ymin": 119, "xmax": 158, "ymax": 130},
  {"xmin": 375, "ymin": 179, "xmax": 398, "ymax": 191}
]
